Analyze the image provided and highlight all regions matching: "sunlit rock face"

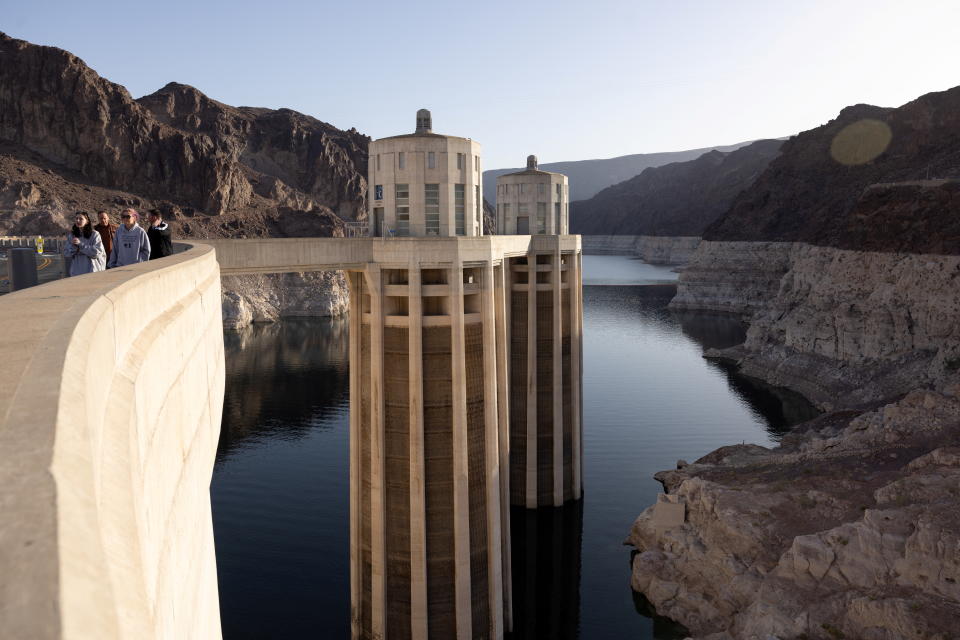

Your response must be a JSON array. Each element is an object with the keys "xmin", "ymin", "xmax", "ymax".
[
  {"xmin": 220, "ymin": 272, "xmax": 349, "ymax": 330},
  {"xmin": 0, "ymin": 32, "xmax": 369, "ymax": 227}
]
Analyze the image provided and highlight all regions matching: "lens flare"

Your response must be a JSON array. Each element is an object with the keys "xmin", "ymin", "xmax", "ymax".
[{"xmin": 830, "ymin": 119, "xmax": 893, "ymax": 166}]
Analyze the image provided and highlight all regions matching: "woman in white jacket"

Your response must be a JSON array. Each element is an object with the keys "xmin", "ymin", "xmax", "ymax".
[{"xmin": 63, "ymin": 211, "xmax": 106, "ymax": 276}]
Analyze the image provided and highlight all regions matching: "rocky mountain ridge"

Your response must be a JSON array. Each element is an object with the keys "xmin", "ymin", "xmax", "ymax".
[
  {"xmin": 570, "ymin": 139, "xmax": 782, "ymax": 236},
  {"xmin": 705, "ymin": 87, "xmax": 960, "ymax": 253},
  {"xmin": 0, "ymin": 31, "xmax": 368, "ymax": 240}
]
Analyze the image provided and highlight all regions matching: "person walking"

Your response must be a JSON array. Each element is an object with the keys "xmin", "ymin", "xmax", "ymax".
[
  {"xmin": 146, "ymin": 210, "xmax": 173, "ymax": 259},
  {"xmin": 108, "ymin": 208, "xmax": 151, "ymax": 268},
  {"xmin": 93, "ymin": 210, "xmax": 118, "ymax": 259},
  {"xmin": 63, "ymin": 211, "xmax": 106, "ymax": 276}
]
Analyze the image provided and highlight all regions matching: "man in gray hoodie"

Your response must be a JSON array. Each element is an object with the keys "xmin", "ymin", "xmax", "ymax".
[{"xmin": 108, "ymin": 208, "xmax": 151, "ymax": 268}]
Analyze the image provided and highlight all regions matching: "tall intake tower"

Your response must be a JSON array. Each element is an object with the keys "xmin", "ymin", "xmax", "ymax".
[{"xmin": 350, "ymin": 111, "xmax": 582, "ymax": 640}]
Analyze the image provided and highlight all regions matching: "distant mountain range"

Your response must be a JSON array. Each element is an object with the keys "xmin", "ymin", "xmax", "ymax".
[
  {"xmin": 570, "ymin": 139, "xmax": 783, "ymax": 236},
  {"xmin": 482, "ymin": 141, "xmax": 762, "ymax": 203}
]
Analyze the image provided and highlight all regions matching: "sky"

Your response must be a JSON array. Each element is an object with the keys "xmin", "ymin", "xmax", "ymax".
[{"xmin": 4, "ymin": 0, "xmax": 960, "ymax": 169}]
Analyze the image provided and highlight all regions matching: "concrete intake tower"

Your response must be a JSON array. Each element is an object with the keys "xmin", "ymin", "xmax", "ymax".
[{"xmin": 351, "ymin": 111, "xmax": 583, "ymax": 640}]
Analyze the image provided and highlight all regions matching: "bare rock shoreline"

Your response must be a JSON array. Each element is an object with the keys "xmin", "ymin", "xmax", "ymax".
[
  {"xmin": 628, "ymin": 240, "xmax": 960, "ymax": 640},
  {"xmin": 220, "ymin": 272, "xmax": 348, "ymax": 329}
]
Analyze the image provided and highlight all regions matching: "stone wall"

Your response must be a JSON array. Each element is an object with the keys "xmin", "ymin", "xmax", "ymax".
[
  {"xmin": 0, "ymin": 242, "xmax": 224, "ymax": 639},
  {"xmin": 580, "ymin": 235, "xmax": 700, "ymax": 264}
]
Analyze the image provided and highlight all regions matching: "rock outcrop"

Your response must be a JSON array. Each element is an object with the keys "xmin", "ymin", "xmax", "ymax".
[
  {"xmin": 571, "ymin": 140, "xmax": 782, "ymax": 237},
  {"xmin": 629, "ymin": 388, "xmax": 960, "ymax": 640},
  {"xmin": 220, "ymin": 272, "xmax": 349, "ymax": 330}
]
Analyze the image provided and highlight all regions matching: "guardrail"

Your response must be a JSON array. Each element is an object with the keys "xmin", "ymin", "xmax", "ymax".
[{"xmin": 0, "ymin": 236, "xmax": 66, "ymax": 252}]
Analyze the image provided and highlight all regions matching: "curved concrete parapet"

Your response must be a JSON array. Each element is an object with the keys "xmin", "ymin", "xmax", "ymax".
[{"xmin": 0, "ymin": 242, "xmax": 225, "ymax": 639}]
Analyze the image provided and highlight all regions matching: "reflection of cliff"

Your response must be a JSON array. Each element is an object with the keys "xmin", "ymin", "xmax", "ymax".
[
  {"xmin": 706, "ymin": 361, "xmax": 821, "ymax": 437},
  {"xmin": 631, "ymin": 589, "xmax": 689, "ymax": 639},
  {"xmin": 218, "ymin": 318, "xmax": 349, "ymax": 457},
  {"xmin": 508, "ymin": 500, "xmax": 582, "ymax": 640},
  {"xmin": 673, "ymin": 310, "xmax": 746, "ymax": 351},
  {"xmin": 674, "ymin": 305, "xmax": 819, "ymax": 436}
]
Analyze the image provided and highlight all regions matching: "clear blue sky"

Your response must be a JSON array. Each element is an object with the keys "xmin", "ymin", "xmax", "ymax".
[{"xmin": 5, "ymin": 0, "xmax": 959, "ymax": 168}]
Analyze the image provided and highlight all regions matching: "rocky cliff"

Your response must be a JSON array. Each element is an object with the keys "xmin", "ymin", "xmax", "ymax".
[
  {"xmin": 0, "ymin": 32, "xmax": 369, "ymax": 326},
  {"xmin": 631, "ymin": 87, "xmax": 960, "ymax": 639},
  {"xmin": 571, "ymin": 139, "xmax": 782, "ymax": 236}
]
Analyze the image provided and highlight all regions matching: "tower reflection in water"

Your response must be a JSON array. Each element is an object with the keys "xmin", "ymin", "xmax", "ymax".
[{"xmin": 507, "ymin": 500, "xmax": 582, "ymax": 640}]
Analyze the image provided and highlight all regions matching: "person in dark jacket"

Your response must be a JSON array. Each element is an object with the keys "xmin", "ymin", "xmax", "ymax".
[
  {"xmin": 147, "ymin": 211, "xmax": 173, "ymax": 260},
  {"xmin": 93, "ymin": 211, "xmax": 118, "ymax": 258}
]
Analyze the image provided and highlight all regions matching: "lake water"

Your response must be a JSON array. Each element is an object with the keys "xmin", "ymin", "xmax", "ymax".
[{"xmin": 211, "ymin": 255, "xmax": 817, "ymax": 639}]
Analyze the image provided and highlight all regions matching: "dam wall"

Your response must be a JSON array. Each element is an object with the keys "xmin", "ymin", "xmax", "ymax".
[{"xmin": 0, "ymin": 242, "xmax": 225, "ymax": 640}]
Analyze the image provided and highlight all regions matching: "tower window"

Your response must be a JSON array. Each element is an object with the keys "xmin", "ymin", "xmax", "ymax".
[
  {"xmin": 538, "ymin": 183, "xmax": 545, "ymax": 196},
  {"xmin": 455, "ymin": 184, "xmax": 465, "ymax": 235},
  {"xmin": 376, "ymin": 154, "xmax": 380, "ymax": 171},
  {"xmin": 428, "ymin": 152, "xmax": 436, "ymax": 169},
  {"xmin": 396, "ymin": 184, "xmax": 409, "ymax": 236},
  {"xmin": 425, "ymin": 184, "xmax": 440, "ymax": 235},
  {"xmin": 398, "ymin": 152, "xmax": 405, "ymax": 170},
  {"xmin": 474, "ymin": 155, "xmax": 479, "ymax": 171},
  {"xmin": 538, "ymin": 202, "xmax": 547, "ymax": 234},
  {"xmin": 457, "ymin": 153, "xmax": 465, "ymax": 170}
]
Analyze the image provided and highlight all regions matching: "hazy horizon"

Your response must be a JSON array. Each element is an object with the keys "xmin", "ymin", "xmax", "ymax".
[{"xmin": 5, "ymin": 0, "xmax": 959, "ymax": 168}]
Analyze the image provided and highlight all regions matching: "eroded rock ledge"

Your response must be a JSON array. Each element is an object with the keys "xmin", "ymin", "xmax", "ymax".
[
  {"xmin": 629, "ymin": 240, "xmax": 960, "ymax": 639},
  {"xmin": 628, "ymin": 389, "xmax": 960, "ymax": 640}
]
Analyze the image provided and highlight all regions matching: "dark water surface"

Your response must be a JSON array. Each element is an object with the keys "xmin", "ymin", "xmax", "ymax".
[{"xmin": 211, "ymin": 255, "xmax": 817, "ymax": 639}]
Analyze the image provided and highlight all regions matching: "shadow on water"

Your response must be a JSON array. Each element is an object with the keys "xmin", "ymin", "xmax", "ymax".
[
  {"xmin": 706, "ymin": 361, "xmax": 822, "ymax": 438},
  {"xmin": 672, "ymin": 308, "xmax": 820, "ymax": 438}
]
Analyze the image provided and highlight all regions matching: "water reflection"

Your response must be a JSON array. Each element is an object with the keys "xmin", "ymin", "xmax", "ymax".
[
  {"xmin": 219, "ymin": 318, "xmax": 349, "ymax": 457},
  {"xmin": 706, "ymin": 361, "xmax": 821, "ymax": 437},
  {"xmin": 508, "ymin": 501, "xmax": 583, "ymax": 640},
  {"xmin": 211, "ymin": 258, "xmax": 821, "ymax": 640}
]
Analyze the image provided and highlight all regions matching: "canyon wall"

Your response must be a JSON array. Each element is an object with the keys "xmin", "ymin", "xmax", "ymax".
[{"xmin": 671, "ymin": 241, "xmax": 960, "ymax": 409}]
